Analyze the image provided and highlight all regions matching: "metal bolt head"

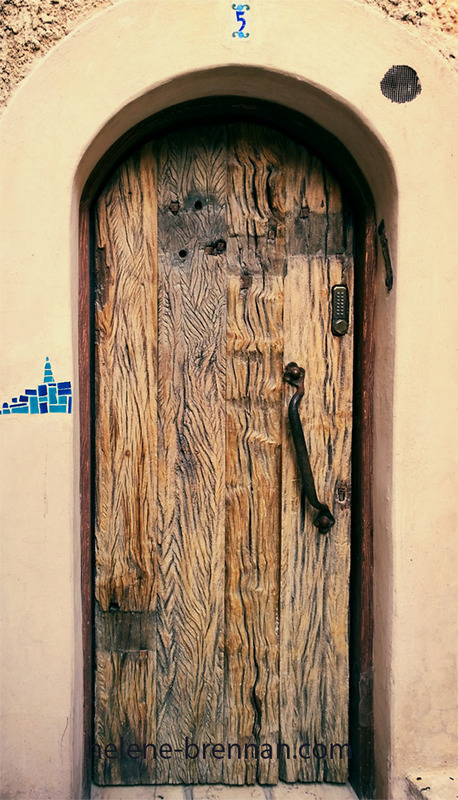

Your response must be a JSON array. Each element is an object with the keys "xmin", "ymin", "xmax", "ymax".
[
  {"xmin": 333, "ymin": 319, "xmax": 348, "ymax": 335},
  {"xmin": 288, "ymin": 365, "xmax": 301, "ymax": 380}
]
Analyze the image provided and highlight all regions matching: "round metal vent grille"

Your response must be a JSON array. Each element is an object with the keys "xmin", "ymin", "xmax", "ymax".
[{"xmin": 380, "ymin": 65, "xmax": 421, "ymax": 103}]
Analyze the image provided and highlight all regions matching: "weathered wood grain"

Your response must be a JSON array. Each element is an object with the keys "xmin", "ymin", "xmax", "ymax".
[
  {"xmin": 155, "ymin": 127, "xmax": 227, "ymax": 784},
  {"xmin": 94, "ymin": 143, "xmax": 158, "ymax": 613},
  {"xmin": 84, "ymin": 100, "xmax": 375, "ymax": 796},
  {"xmin": 93, "ymin": 124, "xmax": 354, "ymax": 787},
  {"xmin": 280, "ymin": 144, "xmax": 354, "ymax": 783},
  {"xmin": 93, "ymin": 143, "xmax": 158, "ymax": 783},
  {"xmin": 224, "ymin": 125, "xmax": 285, "ymax": 785}
]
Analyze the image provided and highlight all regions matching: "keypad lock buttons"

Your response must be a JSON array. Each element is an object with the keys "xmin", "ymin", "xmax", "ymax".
[{"xmin": 331, "ymin": 284, "xmax": 349, "ymax": 336}]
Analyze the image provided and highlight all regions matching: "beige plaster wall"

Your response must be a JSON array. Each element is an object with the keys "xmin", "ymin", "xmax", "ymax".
[
  {"xmin": 0, "ymin": 2, "xmax": 457, "ymax": 799},
  {"xmin": 0, "ymin": 0, "xmax": 457, "ymax": 107}
]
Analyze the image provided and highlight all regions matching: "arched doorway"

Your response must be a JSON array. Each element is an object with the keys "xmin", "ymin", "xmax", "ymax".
[{"xmin": 80, "ymin": 97, "xmax": 376, "ymax": 797}]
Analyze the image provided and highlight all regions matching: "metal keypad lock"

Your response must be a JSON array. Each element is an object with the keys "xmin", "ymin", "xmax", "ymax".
[{"xmin": 331, "ymin": 284, "xmax": 349, "ymax": 336}]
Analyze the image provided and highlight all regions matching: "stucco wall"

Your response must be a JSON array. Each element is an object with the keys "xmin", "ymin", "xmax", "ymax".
[
  {"xmin": 0, "ymin": 0, "xmax": 457, "ymax": 107},
  {"xmin": 0, "ymin": 1, "xmax": 457, "ymax": 799}
]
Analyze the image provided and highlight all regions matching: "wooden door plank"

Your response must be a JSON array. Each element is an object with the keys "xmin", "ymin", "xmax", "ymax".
[
  {"xmin": 93, "ymin": 143, "xmax": 158, "ymax": 784},
  {"xmin": 280, "ymin": 147, "xmax": 354, "ymax": 783},
  {"xmin": 155, "ymin": 127, "xmax": 227, "ymax": 784},
  {"xmin": 223, "ymin": 125, "xmax": 285, "ymax": 785}
]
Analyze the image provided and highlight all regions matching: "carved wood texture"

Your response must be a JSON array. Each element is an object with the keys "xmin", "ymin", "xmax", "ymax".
[{"xmin": 93, "ymin": 124, "xmax": 354, "ymax": 786}]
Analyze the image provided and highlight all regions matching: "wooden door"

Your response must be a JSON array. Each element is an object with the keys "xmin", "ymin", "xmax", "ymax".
[{"xmin": 92, "ymin": 123, "xmax": 354, "ymax": 787}]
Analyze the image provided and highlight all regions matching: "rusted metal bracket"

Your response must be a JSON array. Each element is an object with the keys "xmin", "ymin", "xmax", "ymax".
[{"xmin": 378, "ymin": 219, "xmax": 394, "ymax": 291}]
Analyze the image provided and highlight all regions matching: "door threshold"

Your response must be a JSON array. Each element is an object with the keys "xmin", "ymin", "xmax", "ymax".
[{"xmin": 91, "ymin": 782, "xmax": 358, "ymax": 799}]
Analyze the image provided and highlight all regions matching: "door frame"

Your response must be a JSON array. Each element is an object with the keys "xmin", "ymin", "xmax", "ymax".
[{"xmin": 79, "ymin": 96, "xmax": 377, "ymax": 799}]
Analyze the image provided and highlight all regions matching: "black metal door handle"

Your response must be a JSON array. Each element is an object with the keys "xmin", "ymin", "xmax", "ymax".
[{"xmin": 283, "ymin": 362, "xmax": 335, "ymax": 533}]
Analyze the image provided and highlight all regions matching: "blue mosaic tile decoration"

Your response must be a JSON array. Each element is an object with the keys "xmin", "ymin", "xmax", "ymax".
[
  {"xmin": 0, "ymin": 357, "xmax": 72, "ymax": 416},
  {"xmin": 232, "ymin": 3, "xmax": 250, "ymax": 38}
]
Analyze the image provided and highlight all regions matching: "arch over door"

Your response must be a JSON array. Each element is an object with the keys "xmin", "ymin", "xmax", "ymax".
[{"xmin": 92, "ymin": 123, "xmax": 354, "ymax": 786}]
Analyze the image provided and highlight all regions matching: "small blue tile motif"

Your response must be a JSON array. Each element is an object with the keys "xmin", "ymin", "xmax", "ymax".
[
  {"xmin": 232, "ymin": 3, "xmax": 250, "ymax": 38},
  {"xmin": 0, "ymin": 358, "xmax": 72, "ymax": 416}
]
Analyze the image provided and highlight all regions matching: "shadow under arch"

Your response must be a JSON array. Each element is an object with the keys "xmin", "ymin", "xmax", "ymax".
[
  {"xmin": 79, "ymin": 89, "xmax": 388, "ymax": 799},
  {"xmin": 76, "ymin": 66, "xmax": 397, "ymax": 211}
]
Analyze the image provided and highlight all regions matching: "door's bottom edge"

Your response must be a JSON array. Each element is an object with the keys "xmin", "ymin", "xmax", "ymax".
[{"xmin": 91, "ymin": 780, "xmax": 359, "ymax": 799}]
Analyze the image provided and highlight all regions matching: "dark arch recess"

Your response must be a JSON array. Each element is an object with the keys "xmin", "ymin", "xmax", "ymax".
[{"xmin": 79, "ymin": 96, "xmax": 376, "ymax": 799}]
